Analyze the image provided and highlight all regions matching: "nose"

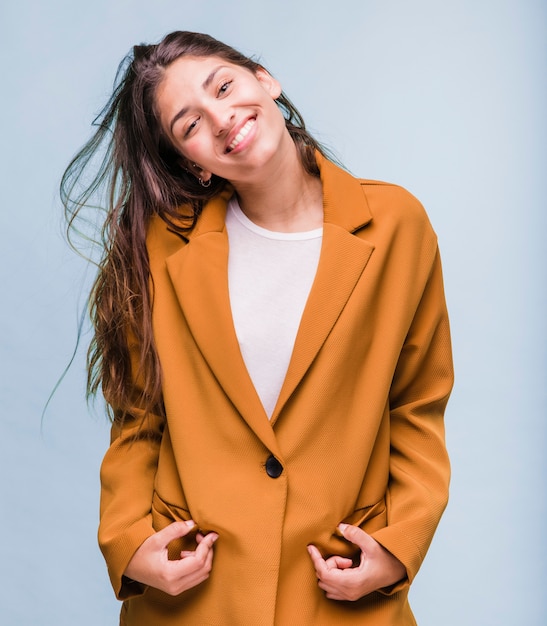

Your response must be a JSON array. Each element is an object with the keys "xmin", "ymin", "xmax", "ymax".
[{"xmin": 208, "ymin": 103, "xmax": 234, "ymax": 136}]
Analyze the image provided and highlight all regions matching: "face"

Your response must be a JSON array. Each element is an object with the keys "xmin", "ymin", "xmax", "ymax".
[{"xmin": 155, "ymin": 55, "xmax": 289, "ymax": 184}]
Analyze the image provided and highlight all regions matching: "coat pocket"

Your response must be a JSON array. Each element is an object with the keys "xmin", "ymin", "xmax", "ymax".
[
  {"xmin": 340, "ymin": 497, "xmax": 387, "ymax": 533},
  {"xmin": 152, "ymin": 491, "xmax": 191, "ymax": 526},
  {"xmin": 320, "ymin": 497, "xmax": 388, "ymax": 560},
  {"xmin": 151, "ymin": 491, "xmax": 195, "ymax": 560}
]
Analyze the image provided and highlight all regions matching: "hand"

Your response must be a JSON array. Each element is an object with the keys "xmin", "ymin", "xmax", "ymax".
[
  {"xmin": 307, "ymin": 523, "xmax": 406, "ymax": 601},
  {"xmin": 124, "ymin": 520, "xmax": 218, "ymax": 596}
]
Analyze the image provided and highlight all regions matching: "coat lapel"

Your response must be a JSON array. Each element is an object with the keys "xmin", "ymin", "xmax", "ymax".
[
  {"xmin": 164, "ymin": 156, "xmax": 374, "ymax": 442},
  {"xmin": 165, "ymin": 190, "xmax": 281, "ymax": 454},
  {"xmin": 271, "ymin": 156, "xmax": 375, "ymax": 422}
]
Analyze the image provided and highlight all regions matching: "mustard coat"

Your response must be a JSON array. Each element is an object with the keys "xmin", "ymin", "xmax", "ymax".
[{"xmin": 98, "ymin": 155, "xmax": 453, "ymax": 625}]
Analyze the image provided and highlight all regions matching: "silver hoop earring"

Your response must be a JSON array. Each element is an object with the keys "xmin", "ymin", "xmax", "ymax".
[{"xmin": 199, "ymin": 177, "xmax": 212, "ymax": 188}]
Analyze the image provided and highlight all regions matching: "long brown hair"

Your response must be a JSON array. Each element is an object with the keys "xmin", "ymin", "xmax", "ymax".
[{"xmin": 61, "ymin": 31, "xmax": 329, "ymax": 423}]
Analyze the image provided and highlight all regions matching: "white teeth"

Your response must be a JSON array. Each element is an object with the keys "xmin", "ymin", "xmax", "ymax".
[{"xmin": 228, "ymin": 119, "xmax": 255, "ymax": 151}]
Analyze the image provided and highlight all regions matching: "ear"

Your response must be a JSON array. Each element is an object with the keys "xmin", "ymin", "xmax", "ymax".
[
  {"xmin": 255, "ymin": 67, "xmax": 282, "ymax": 99},
  {"xmin": 178, "ymin": 158, "xmax": 212, "ymax": 183},
  {"xmin": 178, "ymin": 156, "xmax": 193, "ymax": 173}
]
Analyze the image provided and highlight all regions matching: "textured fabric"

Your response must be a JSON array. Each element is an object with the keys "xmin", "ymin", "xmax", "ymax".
[
  {"xmin": 225, "ymin": 195, "xmax": 322, "ymax": 417},
  {"xmin": 98, "ymin": 154, "xmax": 453, "ymax": 625}
]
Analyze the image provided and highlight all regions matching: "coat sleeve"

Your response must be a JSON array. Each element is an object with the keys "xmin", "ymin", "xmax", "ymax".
[
  {"xmin": 371, "ymin": 245, "xmax": 453, "ymax": 594},
  {"xmin": 97, "ymin": 359, "xmax": 165, "ymax": 600},
  {"xmin": 97, "ymin": 215, "xmax": 191, "ymax": 600}
]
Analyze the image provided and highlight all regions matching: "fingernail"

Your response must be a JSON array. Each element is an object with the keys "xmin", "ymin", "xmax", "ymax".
[
  {"xmin": 185, "ymin": 519, "xmax": 195, "ymax": 528},
  {"xmin": 338, "ymin": 523, "xmax": 348, "ymax": 534}
]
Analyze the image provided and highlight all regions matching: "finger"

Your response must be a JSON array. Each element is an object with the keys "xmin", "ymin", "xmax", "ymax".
[
  {"xmin": 202, "ymin": 540, "xmax": 215, "ymax": 571},
  {"xmin": 194, "ymin": 532, "xmax": 218, "ymax": 560},
  {"xmin": 318, "ymin": 579, "xmax": 344, "ymax": 597},
  {"xmin": 338, "ymin": 523, "xmax": 374, "ymax": 552},
  {"xmin": 179, "ymin": 550, "xmax": 195, "ymax": 558},
  {"xmin": 307, "ymin": 545, "xmax": 328, "ymax": 573},
  {"xmin": 179, "ymin": 532, "xmax": 218, "ymax": 561},
  {"xmin": 307, "ymin": 545, "xmax": 328, "ymax": 580},
  {"xmin": 317, "ymin": 573, "xmax": 353, "ymax": 600},
  {"xmin": 317, "ymin": 570, "xmax": 362, "ymax": 602},
  {"xmin": 307, "ymin": 544, "xmax": 324, "ymax": 564},
  {"xmin": 198, "ymin": 532, "xmax": 219, "ymax": 548},
  {"xmin": 153, "ymin": 520, "xmax": 196, "ymax": 548},
  {"xmin": 195, "ymin": 531, "xmax": 216, "ymax": 544},
  {"xmin": 170, "ymin": 540, "xmax": 215, "ymax": 576},
  {"xmin": 324, "ymin": 555, "xmax": 353, "ymax": 570},
  {"xmin": 164, "ymin": 558, "xmax": 212, "ymax": 595}
]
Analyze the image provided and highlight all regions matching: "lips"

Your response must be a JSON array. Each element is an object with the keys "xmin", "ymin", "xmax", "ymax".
[{"xmin": 226, "ymin": 118, "xmax": 256, "ymax": 153}]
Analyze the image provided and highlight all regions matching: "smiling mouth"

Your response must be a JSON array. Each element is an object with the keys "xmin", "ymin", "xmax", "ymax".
[{"xmin": 226, "ymin": 118, "xmax": 256, "ymax": 153}]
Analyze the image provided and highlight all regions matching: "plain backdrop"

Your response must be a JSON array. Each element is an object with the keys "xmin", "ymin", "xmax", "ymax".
[{"xmin": 1, "ymin": 1, "xmax": 545, "ymax": 624}]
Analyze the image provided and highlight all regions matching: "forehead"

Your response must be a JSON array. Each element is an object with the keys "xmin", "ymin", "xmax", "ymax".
[
  {"xmin": 164, "ymin": 55, "xmax": 230, "ymax": 81},
  {"xmin": 155, "ymin": 56, "xmax": 249, "ymax": 121},
  {"xmin": 158, "ymin": 55, "xmax": 250, "ymax": 98}
]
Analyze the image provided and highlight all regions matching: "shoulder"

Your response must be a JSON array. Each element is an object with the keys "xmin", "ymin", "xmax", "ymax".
[
  {"xmin": 359, "ymin": 179, "xmax": 429, "ymax": 223},
  {"xmin": 146, "ymin": 185, "xmax": 232, "ymax": 260},
  {"xmin": 146, "ymin": 213, "xmax": 188, "ymax": 265},
  {"xmin": 357, "ymin": 178, "xmax": 436, "ymax": 243}
]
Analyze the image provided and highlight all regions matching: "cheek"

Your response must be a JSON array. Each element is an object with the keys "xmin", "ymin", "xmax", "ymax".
[
  {"xmin": 177, "ymin": 136, "xmax": 207, "ymax": 162},
  {"xmin": 264, "ymin": 99, "xmax": 287, "ymax": 131}
]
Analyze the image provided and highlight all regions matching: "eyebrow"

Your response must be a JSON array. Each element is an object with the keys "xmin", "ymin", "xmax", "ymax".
[{"xmin": 169, "ymin": 65, "xmax": 228, "ymax": 134}]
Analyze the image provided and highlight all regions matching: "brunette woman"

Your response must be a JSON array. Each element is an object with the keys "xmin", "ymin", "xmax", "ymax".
[{"xmin": 62, "ymin": 30, "xmax": 453, "ymax": 626}]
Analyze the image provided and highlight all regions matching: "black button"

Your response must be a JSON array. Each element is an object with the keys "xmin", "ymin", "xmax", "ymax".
[{"xmin": 265, "ymin": 455, "xmax": 283, "ymax": 478}]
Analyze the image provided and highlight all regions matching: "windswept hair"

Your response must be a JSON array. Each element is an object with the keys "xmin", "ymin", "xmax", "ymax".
[{"xmin": 61, "ymin": 30, "xmax": 328, "ymax": 423}]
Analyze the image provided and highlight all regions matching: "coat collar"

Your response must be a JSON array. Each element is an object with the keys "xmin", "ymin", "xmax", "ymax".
[
  {"xmin": 181, "ymin": 152, "xmax": 373, "ymax": 241},
  {"xmin": 319, "ymin": 153, "xmax": 372, "ymax": 232},
  {"xmin": 165, "ymin": 154, "xmax": 375, "ymax": 446}
]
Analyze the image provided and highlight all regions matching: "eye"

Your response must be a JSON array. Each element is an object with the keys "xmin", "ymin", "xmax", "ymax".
[
  {"xmin": 217, "ymin": 80, "xmax": 232, "ymax": 96},
  {"xmin": 184, "ymin": 117, "xmax": 200, "ymax": 137}
]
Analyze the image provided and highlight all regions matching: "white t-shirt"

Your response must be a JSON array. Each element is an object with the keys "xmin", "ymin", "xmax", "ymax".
[{"xmin": 225, "ymin": 196, "xmax": 323, "ymax": 418}]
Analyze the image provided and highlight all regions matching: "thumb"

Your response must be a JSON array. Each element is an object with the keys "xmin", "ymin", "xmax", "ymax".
[
  {"xmin": 337, "ymin": 523, "xmax": 371, "ymax": 551},
  {"xmin": 155, "ymin": 520, "xmax": 196, "ymax": 547}
]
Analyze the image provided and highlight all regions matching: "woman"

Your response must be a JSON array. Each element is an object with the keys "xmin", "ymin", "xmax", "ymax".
[{"xmin": 62, "ymin": 30, "xmax": 453, "ymax": 625}]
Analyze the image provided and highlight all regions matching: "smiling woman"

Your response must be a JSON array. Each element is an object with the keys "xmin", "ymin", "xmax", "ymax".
[
  {"xmin": 61, "ymin": 30, "xmax": 453, "ymax": 626},
  {"xmin": 155, "ymin": 55, "xmax": 290, "ymax": 188}
]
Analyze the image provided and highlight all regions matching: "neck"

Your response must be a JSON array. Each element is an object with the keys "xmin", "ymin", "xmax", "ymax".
[{"xmin": 231, "ymin": 141, "xmax": 324, "ymax": 233}]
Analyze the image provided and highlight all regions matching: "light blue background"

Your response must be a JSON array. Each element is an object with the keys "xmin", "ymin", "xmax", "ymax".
[{"xmin": 1, "ymin": 1, "xmax": 545, "ymax": 624}]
